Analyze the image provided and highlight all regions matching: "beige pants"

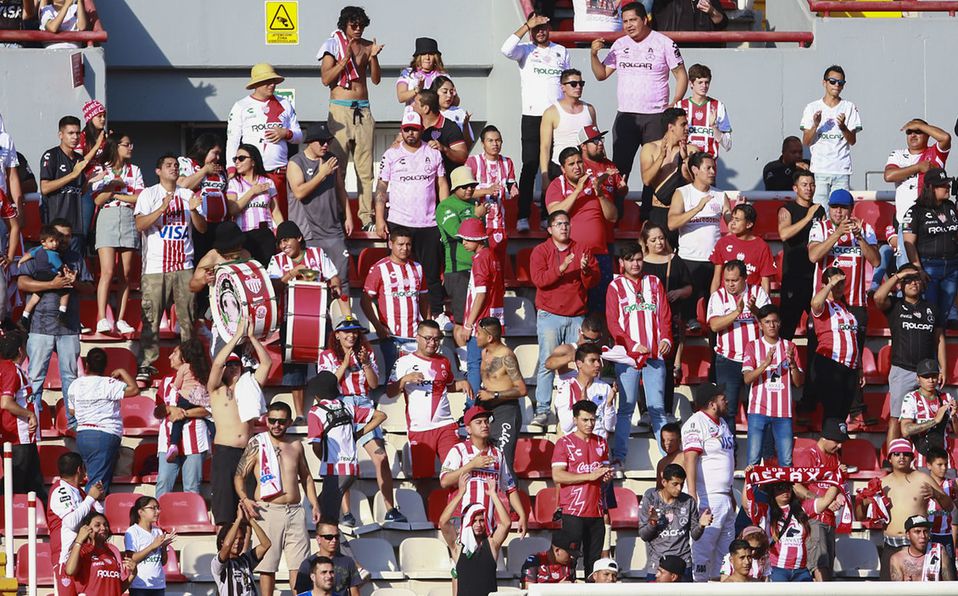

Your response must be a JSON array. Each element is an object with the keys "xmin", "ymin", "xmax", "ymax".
[
  {"xmin": 254, "ymin": 501, "xmax": 310, "ymax": 573},
  {"xmin": 327, "ymin": 102, "xmax": 376, "ymax": 225},
  {"xmin": 140, "ymin": 269, "xmax": 194, "ymax": 367}
]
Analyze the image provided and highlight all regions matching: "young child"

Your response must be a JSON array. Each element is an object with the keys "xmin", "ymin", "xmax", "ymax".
[
  {"xmin": 124, "ymin": 496, "xmax": 176, "ymax": 595},
  {"xmin": 676, "ymin": 63, "xmax": 732, "ymax": 158},
  {"xmin": 19, "ymin": 225, "xmax": 70, "ymax": 328},
  {"xmin": 721, "ymin": 539, "xmax": 755, "ymax": 582},
  {"xmin": 164, "ymin": 339, "xmax": 212, "ymax": 462},
  {"xmin": 925, "ymin": 447, "xmax": 957, "ymax": 580}
]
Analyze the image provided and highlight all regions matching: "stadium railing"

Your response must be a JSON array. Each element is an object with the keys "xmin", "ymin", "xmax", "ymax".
[
  {"xmin": 0, "ymin": 0, "xmax": 107, "ymax": 46},
  {"xmin": 807, "ymin": 1, "xmax": 958, "ymax": 17}
]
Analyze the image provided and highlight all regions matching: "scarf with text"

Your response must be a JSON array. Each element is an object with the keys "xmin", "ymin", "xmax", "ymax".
[{"xmin": 745, "ymin": 466, "xmax": 852, "ymax": 532}]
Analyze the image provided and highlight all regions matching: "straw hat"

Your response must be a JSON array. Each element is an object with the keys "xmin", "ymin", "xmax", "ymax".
[{"xmin": 246, "ymin": 64, "xmax": 284, "ymax": 89}]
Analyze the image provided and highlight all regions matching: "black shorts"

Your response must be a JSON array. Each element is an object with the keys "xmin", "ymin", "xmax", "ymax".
[
  {"xmin": 211, "ymin": 445, "xmax": 246, "ymax": 525},
  {"xmin": 443, "ymin": 271, "xmax": 470, "ymax": 324}
]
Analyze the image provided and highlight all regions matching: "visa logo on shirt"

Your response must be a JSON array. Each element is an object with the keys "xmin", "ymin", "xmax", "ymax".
[{"xmin": 159, "ymin": 225, "xmax": 189, "ymax": 239}]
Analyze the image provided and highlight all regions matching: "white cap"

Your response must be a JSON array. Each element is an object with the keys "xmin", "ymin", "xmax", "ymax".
[
  {"xmin": 401, "ymin": 110, "xmax": 424, "ymax": 130},
  {"xmin": 589, "ymin": 557, "xmax": 618, "ymax": 578}
]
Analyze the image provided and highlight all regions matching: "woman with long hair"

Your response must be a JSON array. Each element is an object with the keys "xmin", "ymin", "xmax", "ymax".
[
  {"xmin": 65, "ymin": 511, "xmax": 136, "ymax": 595},
  {"xmin": 124, "ymin": 496, "xmax": 176, "ymax": 596},
  {"xmin": 91, "ymin": 133, "xmax": 142, "ymax": 335},
  {"xmin": 431, "ymin": 75, "xmax": 472, "ymax": 147},
  {"xmin": 761, "ymin": 481, "xmax": 839, "ymax": 582},
  {"xmin": 396, "ymin": 37, "xmax": 449, "ymax": 104},
  {"xmin": 226, "ymin": 143, "xmax": 283, "ymax": 265},
  {"xmin": 76, "ymin": 99, "xmax": 107, "ymax": 247}
]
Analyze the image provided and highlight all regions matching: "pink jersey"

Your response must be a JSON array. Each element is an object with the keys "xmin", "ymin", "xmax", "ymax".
[
  {"xmin": 379, "ymin": 143, "xmax": 445, "ymax": 228},
  {"xmin": 742, "ymin": 338, "xmax": 802, "ymax": 418},
  {"xmin": 812, "ymin": 299, "xmax": 859, "ymax": 369},
  {"xmin": 227, "ymin": 175, "xmax": 277, "ymax": 232},
  {"xmin": 808, "ymin": 219, "xmax": 877, "ymax": 307},
  {"xmin": 0, "ymin": 360, "xmax": 36, "ymax": 445},
  {"xmin": 440, "ymin": 442, "xmax": 517, "ymax": 529},
  {"xmin": 178, "ymin": 157, "xmax": 229, "ymax": 223},
  {"xmin": 267, "ymin": 247, "xmax": 338, "ymax": 281},
  {"xmin": 551, "ymin": 433, "xmax": 610, "ymax": 518},
  {"xmin": 900, "ymin": 389, "xmax": 955, "ymax": 469},
  {"xmin": 134, "ymin": 185, "xmax": 199, "ymax": 275},
  {"xmin": 466, "ymin": 153, "xmax": 516, "ymax": 232},
  {"xmin": 155, "ymin": 376, "xmax": 210, "ymax": 456},
  {"xmin": 463, "ymin": 246, "xmax": 504, "ymax": 331},
  {"xmin": 929, "ymin": 478, "xmax": 956, "ymax": 535},
  {"xmin": 677, "ymin": 97, "xmax": 732, "ymax": 157},
  {"xmin": 307, "ymin": 399, "xmax": 373, "ymax": 476},
  {"xmin": 92, "ymin": 163, "xmax": 144, "ymax": 209},
  {"xmin": 764, "ymin": 500, "xmax": 817, "ymax": 570},
  {"xmin": 602, "ymin": 31, "xmax": 683, "ymax": 114},
  {"xmin": 389, "ymin": 353, "xmax": 455, "ymax": 432},
  {"xmin": 363, "ymin": 257, "xmax": 425, "ymax": 339},
  {"xmin": 605, "ymin": 274, "xmax": 673, "ymax": 362},
  {"xmin": 317, "ymin": 349, "xmax": 379, "ymax": 398},
  {"xmin": 707, "ymin": 285, "xmax": 771, "ymax": 363}
]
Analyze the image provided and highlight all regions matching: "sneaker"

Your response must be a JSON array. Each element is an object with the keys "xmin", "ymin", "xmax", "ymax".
[
  {"xmin": 96, "ymin": 318, "xmax": 113, "ymax": 334},
  {"xmin": 362, "ymin": 221, "xmax": 377, "ymax": 233},
  {"xmin": 530, "ymin": 412, "xmax": 549, "ymax": 427},
  {"xmin": 340, "ymin": 512, "xmax": 357, "ymax": 528},
  {"xmin": 384, "ymin": 507, "xmax": 408, "ymax": 524},
  {"xmin": 165, "ymin": 445, "xmax": 180, "ymax": 463},
  {"xmin": 136, "ymin": 366, "xmax": 158, "ymax": 383},
  {"xmin": 611, "ymin": 459, "xmax": 626, "ymax": 479},
  {"xmin": 516, "ymin": 218, "xmax": 530, "ymax": 232},
  {"xmin": 434, "ymin": 313, "xmax": 453, "ymax": 332},
  {"xmin": 115, "ymin": 319, "xmax": 135, "ymax": 335},
  {"xmin": 686, "ymin": 319, "xmax": 702, "ymax": 333}
]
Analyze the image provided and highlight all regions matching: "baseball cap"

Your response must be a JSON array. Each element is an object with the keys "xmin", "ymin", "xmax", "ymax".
[
  {"xmin": 304, "ymin": 122, "xmax": 333, "ymax": 144},
  {"xmin": 275, "ymin": 220, "xmax": 304, "ymax": 242},
  {"xmin": 828, "ymin": 188, "xmax": 854, "ymax": 207},
  {"xmin": 925, "ymin": 167, "xmax": 953, "ymax": 187},
  {"xmin": 400, "ymin": 110, "xmax": 424, "ymax": 130},
  {"xmin": 225, "ymin": 353, "xmax": 243, "ymax": 366},
  {"xmin": 821, "ymin": 419, "xmax": 850, "ymax": 443},
  {"xmin": 306, "ymin": 370, "xmax": 341, "ymax": 399},
  {"xmin": 577, "ymin": 124, "xmax": 608, "ymax": 145},
  {"xmin": 551, "ymin": 530, "xmax": 581, "ymax": 557},
  {"xmin": 456, "ymin": 218, "xmax": 487, "ymax": 242},
  {"xmin": 589, "ymin": 557, "xmax": 618, "ymax": 579},
  {"xmin": 905, "ymin": 515, "xmax": 932, "ymax": 531},
  {"xmin": 888, "ymin": 438, "xmax": 914, "ymax": 456},
  {"xmin": 335, "ymin": 315, "xmax": 366, "ymax": 332},
  {"xmin": 450, "ymin": 166, "xmax": 478, "ymax": 191},
  {"xmin": 658, "ymin": 555, "xmax": 687, "ymax": 577},
  {"xmin": 692, "ymin": 382, "xmax": 725, "ymax": 405},
  {"xmin": 463, "ymin": 405, "xmax": 493, "ymax": 426},
  {"xmin": 917, "ymin": 358, "xmax": 940, "ymax": 377}
]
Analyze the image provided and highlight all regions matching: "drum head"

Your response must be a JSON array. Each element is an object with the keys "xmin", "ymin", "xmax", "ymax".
[{"xmin": 210, "ymin": 261, "xmax": 278, "ymax": 342}]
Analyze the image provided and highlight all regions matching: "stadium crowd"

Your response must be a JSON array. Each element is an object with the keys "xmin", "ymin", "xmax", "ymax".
[{"xmin": 0, "ymin": 1, "xmax": 957, "ymax": 595}]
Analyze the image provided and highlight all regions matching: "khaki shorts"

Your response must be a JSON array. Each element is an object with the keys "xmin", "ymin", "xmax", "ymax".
[
  {"xmin": 806, "ymin": 519, "xmax": 836, "ymax": 573},
  {"xmin": 254, "ymin": 501, "xmax": 310, "ymax": 574}
]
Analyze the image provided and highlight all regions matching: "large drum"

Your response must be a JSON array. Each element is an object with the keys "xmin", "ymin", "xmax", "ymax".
[
  {"xmin": 285, "ymin": 280, "xmax": 329, "ymax": 363},
  {"xmin": 210, "ymin": 261, "xmax": 279, "ymax": 342}
]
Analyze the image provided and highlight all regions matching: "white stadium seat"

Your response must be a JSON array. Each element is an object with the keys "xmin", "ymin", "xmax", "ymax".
[
  {"xmin": 374, "ymin": 488, "xmax": 435, "ymax": 530},
  {"xmin": 180, "ymin": 539, "xmax": 218, "ymax": 583},
  {"xmin": 349, "ymin": 537, "xmax": 404, "ymax": 580},
  {"xmin": 613, "ymin": 535, "xmax": 649, "ymax": 578},
  {"xmin": 399, "ymin": 536, "xmax": 453, "ymax": 579}
]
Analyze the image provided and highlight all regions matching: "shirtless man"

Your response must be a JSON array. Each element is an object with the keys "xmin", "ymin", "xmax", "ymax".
[
  {"xmin": 189, "ymin": 221, "xmax": 251, "ymax": 350},
  {"xmin": 855, "ymin": 439, "xmax": 954, "ymax": 580},
  {"xmin": 640, "ymin": 107, "xmax": 696, "ymax": 245},
  {"xmin": 318, "ymin": 6, "xmax": 384, "ymax": 231},
  {"xmin": 207, "ymin": 317, "xmax": 272, "ymax": 528},
  {"xmin": 889, "ymin": 515, "xmax": 944, "ymax": 581},
  {"xmin": 475, "ymin": 317, "xmax": 527, "ymax": 478},
  {"xmin": 235, "ymin": 400, "xmax": 320, "ymax": 595}
]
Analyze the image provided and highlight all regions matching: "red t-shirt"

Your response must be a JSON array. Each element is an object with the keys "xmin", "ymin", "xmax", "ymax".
[
  {"xmin": 551, "ymin": 432, "xmax": 609, "ymax": 518},
  {"xmin": 583, "ymin": 156, "xmax": 622, "ymax": 241},
  {"xmin": 710, "ymin": 235, "xmax": 776, "ymax": 286},
  {"xmin": 73, "ymin": 543, "xmax": 124, "ymax": 596},
  {"xmin": 464, "ymin": 246, "xmax": 504, "ymax": 330},
  {"xmin": 545, "ymin": 175, "xmax": 609, "ymax": 254}
]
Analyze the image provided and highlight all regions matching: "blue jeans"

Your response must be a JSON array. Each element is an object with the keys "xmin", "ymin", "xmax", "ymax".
[
  {"xmin": 535, "ymin": 311, "xmax": 583, "ymax": 416},
  {"xmin": 771, "ymin": 567, "xmax": 812, "ymax": 582},
  {"xmin": 747, "ymin": 414, "xmax": 793, "ymax": 466},
  {"xmin": 812, "ymin": 173, "xmax": 850, "ymax": 206},
  {"xmin": 587, "ymin": 253, "xmax": 614, "ymax": 314},
  {"xmin": 379, "ymin": 336, "xmax": 413, "ymax": 382},
  {"xmin": 613, "ymin": 358, "xmax": 667, "ymax": 461},
  {"xmin": 76, "ymin": 430, "xmax": 121, "ymax": 492},
  {"xmin": 870, "ymin": 244, "xmax": 898, "ymax": 292},
  {"xmin": 714, "ymin": 354, "xmax": 744, "ymax": 432},
  {"xmin": 156, "ymin": 452, "xmax": 205, "ymax": 498},
  {"xmin": 921, "ymin": 257, "xmax": 958, "ymax": 323},
  {"xmin": 26, "ymin": 333, "xmax": 80, "ymax": 429}
]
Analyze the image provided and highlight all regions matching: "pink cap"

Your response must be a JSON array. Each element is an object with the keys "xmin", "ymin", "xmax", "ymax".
[
  {"xmin": 400, "ymin": 110, "xmax": 423, "ymax": 130},
  {"xmin": 887, "ymin": 438, "xmax": 914, "ymax": 456},
  {"xmin": 82, "ymin": 99, "xmax": 105, "ymax": 123}
]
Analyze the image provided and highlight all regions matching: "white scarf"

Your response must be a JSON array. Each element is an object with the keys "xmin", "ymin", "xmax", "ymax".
[
  {"xmin": 255, "ymin": 431, "xmax": 283, "ymax": 500},
  {"xmin": 459, "ymin": 503, "xmax": 488, "ymax": 558}
]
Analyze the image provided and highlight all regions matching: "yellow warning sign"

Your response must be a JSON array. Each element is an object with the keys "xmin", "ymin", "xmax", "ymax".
[{"xmin": 265, "ymin": 1, "xmax": 298, "ymax": 45}]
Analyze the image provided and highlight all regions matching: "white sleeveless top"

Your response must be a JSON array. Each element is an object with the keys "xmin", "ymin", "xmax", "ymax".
[
  {"xmin": 550, "ymin": 101, "xmax": 594, "ymax": 166},
  {"xmin": 676, "ymin": 183, "xmax": 725, "ymax": 262}
]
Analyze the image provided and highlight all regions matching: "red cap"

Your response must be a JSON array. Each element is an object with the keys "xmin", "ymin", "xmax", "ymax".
[
  {"xmin": 456, "ymin": 218, "xmax": 487, "ymax": 242},
  {"xmin": 225, "ymin": 353, "xmax": 242, "ymax": 365},
  {"xmin": 464, "ymin": 406, "xmax": 492, "ymax": 426}
]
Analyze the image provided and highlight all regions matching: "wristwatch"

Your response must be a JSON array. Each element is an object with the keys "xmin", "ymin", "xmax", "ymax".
[{"xmin": 494, "ymin": 391, "xmax": 500, "ymax": 400}]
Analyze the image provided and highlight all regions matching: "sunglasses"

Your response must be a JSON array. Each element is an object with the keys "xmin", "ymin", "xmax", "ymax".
[
  {"xmin": 825, "ymin": 77, "xmax": 846, "ymax": 87},
  {"xmin": 233, "ymin": 155, "xmax": 250, "ymax": 163},
  {"xmin": 267, "ymin": 417, "xmax": 289, "ymax": 425},
  {"xmin": 318, "ymin": 533, "xmax": 339, "ymax": 540},
  {"xmin": 563, "ymin": 80, "xmax": 585, "ymax": 88},
  {"xmin": 905, "ymin": 129, "xmax": 923, "ymax": 135},
  {"xmin": 900, "ymin": 276, "xmax": 920, "ymax": 284}
]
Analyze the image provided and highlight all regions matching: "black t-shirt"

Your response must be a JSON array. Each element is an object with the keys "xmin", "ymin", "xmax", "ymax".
[
  {"xmin": 762, "ymin": 159, "xmax": 796, "ymax": 191},
  {"xmin": 651, "ymin": 0, "xmax": 728, "ymax": 32},
  {"xmin": 39, "ymin": 146, "xmax": 85, "ymax": 231},
  {"xmin": 15, "ymin": 152, "xmax": 35, "ymax": 188},
  {"xmin": 901, "ymin": 201, "xmax": 958, "ymax": 260},
  {"xmin": 781, "ymin": 201, "xmax": 820, "ymax": 278},
  {"xmin": 0, "ymin": 0, "xmax": 24, "ymax": 31},
  {"xmin": 424, "ymin": 116, "xmax": 466, "ymax": 180},
  {"xmin": 884, "ymin": 296, "xmax": 939, "ymax": 371}
]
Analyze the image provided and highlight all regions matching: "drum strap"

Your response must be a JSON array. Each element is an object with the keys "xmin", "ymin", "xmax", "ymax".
[{"xmin": 315, "ymin": 401, "xmax": 355, "ymax": 461}]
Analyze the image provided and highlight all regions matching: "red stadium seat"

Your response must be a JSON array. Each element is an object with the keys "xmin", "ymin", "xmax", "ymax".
[
  {"xmin": 849, "ymin": 392, "xmax": 889, "ymax": 433},
  {"xmin": 38, "ymin": 444, "xmax": 69, "ymax": 482},
  {"xmin": 157, "ymin": 492, "xmax": 215, "ymax": 533},
  {"xmin": 357, "ymin": 247, "xmax": 389, "ymax": 280},
  {"xmin": 131, "ymin": 442, "xmax": 160, "ymax": 483},
  {"xmin": 41, "ymin": 351, "xmax": 64, "ymax": 390},
  {"xmin": 946, "ymin": 344, "xmax": 958, "ymax": 385},
  {"xmin": 515, "ymin": 248, "xmax": 533, "ymax": 285},
  {"xmin": 621, "ymin": 199, "xmax": 642, "ymax": 230},
  {"xmin": 22, "ymin": 200, "xmax": 41, "ymax": 243},
  {"xmin": 866, "ymin": 297, "xmax": 889, "ymax": 337},
  {"xmin": 0, "ymin": 495, "xmax": 48, "ymax": 536},
  {"xmin": 609, "ymin": 487, "xmax": 639, "ymax": 529},
  {"xmin": 16, "ymin": 542, "xmax": 53, "ymax": 586},
  {"xmin": 876, "ymin": 344, "xmax": 891, "ymax": 380},
  {"xmin": 502, "ymin": 253, "xmax": 520, "ymax": 289},
  {"xmin": 514, "ymin": 490, "xmax": 534, "ymax": 528},
  {"xmin": 165, "ymin": 545, "xmax": 188, "ymax": 583},
  {"xmin": 120, "ymin": 396, "xmax": 162, "ymax": 436},
  {"xmin": 513, "ymin": 438, "xmax": 554, "ymax": 479},
  {"xmin": 54, "ymin": 401, "xmax": 75, "ymax": 439},
  {"xmin": 841, "ymin": 438, "xmax": 882, "ymax": 478},
  {"xmin": 791, "ymin": 437, "xmax": 820, "ymax": 467},
  {"xmin": 39, "ymin": 405, "xmax": 57, "ymax": 439},
  {"xmin": 104, "ymin": 492, "xmax": 140, "ymax": 534},
  {"xmin": 793, "ymin": 402, "xmax": 823, "ymax": 434},
  {"xmin": 531, "ymin": 488, "xmax": 561, "ymax": 530},
  {"xmin": 750, "ymin": 200, "xmax": 786, "ymax": 240},
  {"xmin": 148, "ymin": 345, "xmax": 178, "ymax": 388},
  {"xmin": 80, "ymin": 346, "xmax": 138, "ymax": 380},
  {"xmin": 861, "ymin": 347, "xmax": 883, "ymax": 385},
  {"xmin": 426, "ymin": 488, "xmax": 452, "ymax": 526},
  {"xmin": 348, "ymin": 255, "xmax": 360, "ymax": 288},
  {"xmin": 680, "ymin": 344, "xmax": 711, "ymax": 385},
  {"xmin": 852, "ymin": 200, "xmax": 895, "ymax": 241},
  {"xmin": 770, "ymin": 251, "xmax": 783, "ymax": 291}
]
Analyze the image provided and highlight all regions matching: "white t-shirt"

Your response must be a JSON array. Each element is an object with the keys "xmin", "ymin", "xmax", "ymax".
[
  {"xmin": 572, "ymin": 0, "xmax": 621, "ymax": 31},
  {"xmin": 389, "ymin": 353, "xmax": 455, "ymax": 432},
  {"xmin": 676, "ymin": 184, "xmax": 725, "ymax": 262},
  {"xmin": 499, "ymin": 36, "xmax": 570, "ymax": 116},
  {"xmin": 39, "ymin": 4, "xmax": 80, "ymax": 49},
  {"xmin": 681, "ymin": 410, "xmax": 735, "ymax": 498},
  {"xmin": 134, "ymin": 185, "xmax": 202, "ymax": 274},
  {"xmin": 124, "ymin": 524, "xmax": 165, "ymax": 589},
  {"xmin": 0, "ymin": 131, "xmax": 18, "ymax": 197},
  {"xmin": 800, "ymin": 99, "xmax": 862, "ymax": 175},
  {"xmin": 441, "ymin": 106, "xmax": 476, "ymax": 142},
  {"xmin": 69, "ymin": 376, "xmax": 127, "ymax": 436}
]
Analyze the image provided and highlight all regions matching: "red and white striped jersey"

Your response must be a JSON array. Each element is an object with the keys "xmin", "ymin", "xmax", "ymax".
[
  {"xmin": 389, "ymin": 353, "xmax": 456, "ymax": 431},
  {"xmin": 742, "ymin": 337, "xmax": 802, "ymax": 418},
  {"xmin": 811, "ymin": 299, "xmax": 859, "ymax": 369},
  {"xmin": 317, "ymin": 349, "xmax": 379, "ymax": 398},
  {"xmin": 155, "ymin": 376, "xmax": 211, "ymax": 456},
  {"xmin": 605, "ymin": 274, "xmax": 673, "ymax": 361},
  {"xmin": 464, "ymin": 246, "xmax": 504, "ymax": 331},
  {"xmin": 363, "ymin": 257, "xmax": 425, "ymax": 339},
  {"xmin": 0, "ymin": 360, "xmax": 36, "ymax": 445},
  {"xmin": 134, "ymin": 184, "xmax": 200, "ymax": 274},
  {"xmin": 92, "ymin": 163, "xmax": 144, "ymax": 208},
  {"xmin": 307, "ymin": 399, "xmax": 373, "ymax": 476},
  {"xmin": 267, "ymin": 247, "xmax": 338, "ymax": 281},
  {"xmin": 763, "ymin": 500, "xmax": 816, "ymax": 570},
  {"xmin": 677, "ymin": 97, "xmax": 732, "ymax": 157},
  {"xmin": 554, "ymin": 376, "xmax": 616, "ymax": 438},
  {"xmin": 47, "ymin": 480, "xmax": 104, "ymax": 565},
  {"xmin": 440, "ymin": 441, "xmax": 517, "ymax": 528},
  {"xmin": 466, "ymin": 154, "xmax": 516, "ymax": 232},
  {"xmin": 228, "ymin": 175, "xmax": 277, "ymax": 232},
  {"xmin": 928, "ymin": 478, "xmax": 956, "ymax": 534},
  {"xmin": 808, "ymin": 219, "xmax": 877, "ymax": 307},
  {"xmin": 706, "ymin": 284, "xmax": 770, "ymax": 363},
  {"xmin": 900, "ymin": 389, "xmax": 955, "ymax": 469},
  {"xmin": 178, "ymin": 157, "xmax": 229, "ymax": 223},
  {"xmin": 551, "ymin": 432, "xmax": 610, "ymax": 518},
  {"xmin": 226, "ymin": 94, "xmax": 302, "ymax": 171}
]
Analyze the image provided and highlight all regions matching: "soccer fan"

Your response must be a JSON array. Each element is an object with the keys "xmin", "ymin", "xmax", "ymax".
[
  {"xmin": 884, "ymin": 118, "xmax": 951, "ymax": 229},
  {"xmin": 437, "ymin": 167, "xmax": 481, "ymax": 333},
  {"xmin": 655, "ymin": 422, "xmax": 683, "ymax": 484},
  {"xmin": 542, "ymin": 313, "xmax": 606, "ymax": 377},
  {"xmin": 474, "ymin": 318, "xmax": 526, "ymax": 476},
  {"xmin": 0, "ymin": 113, "xmax": 21, "ymax": 282},
  {"xmin": 226, "ymin": 63, "xmax": 302, "ymax": 218},
  {"xmin": 0, "ymin": 329, "xmax": 42, "ymax": 501},
  {"xmin": 641, "ymin": 107, "xmax": 693, "ymax": 248},
  {"xmin": 800, "ymin": 65, "xmax": 862, "ymax": 205},
  {"xmin": 133, "ymin": 153, "xmax": 207, "ymax": 383},
  {"xmin": 554, "ymin": 343, "xmax": 615, "ymax": 438},
  {"xmin": 539, "ymin": 69, "xmax": 596, "ymax": 185},
  {"xmin": 721, "ymin": 540, "xmax": 756, "ymax": 583},
  {"xmin": 572, "ymin": 0, "xmax": 621, "ymax": 31},
  {"xmin": 318, "ymin": 5, "xmax": 382, "ymax": 232},
  {"xmin": 235, "ymin": 401, "xmax": 320, "ymax": 595},
  {"xmin": 466, "ymin": 125, "xmax": 518, "ymax": 257},
  {"xmin": 412, "ymin": 88, "xmax": 468, "ymax": 178},
  {"xmin": 39, "ymin": 0, "xmax": 87, "ymax": 49},
  {"xmin": 374, "ymin": 110, "xmax": 448, "ymax": 320},
  {"xmin": 188, "ymin": 222, "xmax": 250, "ymax": 352},
  {"xmin": 777, "ymin": 170, "xmax": 822, "ymax": 339},
  {"xmin": 361, "ymin": 228, "xmax": 424, "ymax": 376},
  {"xmin": 39, "ymin": 116, "xmax": 97, "ymax": 254},
  {"xmin": 440, "ymin": 406, "xmax": 526, "ymax": 533},
  {"xmin": 682, "ymin": 383, "xmax": 736, "ymax": 582},
  {"xmin": 500, "ymin": 11, "xmax": 570, "ymax": 232},
  {"xmin": 926, "ymin": 447, "xmax": 958, "ymax": 580},
  {"xmin": 178, "ymin": 133, "xmax": 228, "ymax": 267},
  {"xmin": 226, "ymin": 144, "xmax": 283, "ymax": 266},
  {"xmin": 431, "ymin": 76, "xmax": 473, "ymax": 146},
  {"xmin": 520, "ymin": 530, "xmax": 579, "ymax": 587},
  {"xmin": 590, "ymin": 557, "xmax": 619, "ymax": 583},
  {"xmin": 677, "ymin": 63, "xmax": 732, "ymax": 157},
  {"xmin": 639, "ymin": 463, "xmax": 710, "ymax": 581},
  {"xmin": 668, "ymin": 151, "xmax": 732, "ymax": 331},
  {"xmin": 297, "ymin": 556, "xmax": 337, "ymax": 596},
  {"xmin": 65, "ymin": 512, "xmax": 137, "ymax": 595},
  {"xmin": 606, "ymin": 241, "xmax": 673, "ymax": 459},
  {"xmin": 742, "ymin": 304, "xmax": 804, "ymax": 466},
  {"xmin": 579, "ymin": 124, "xmax": 627, "ymax": 261},
  {"xmin": 292, "ymin": 521, "xmax": 363, "ymax": 596},
  {"xmin": 124, "ymin": 496, "xmax": 175, "ymax": 595},
  {"xmin": 809, "ymin": 267, "xmax": 861, "ymax": 428},
  {"xmin": 396, "ymin": 37, "xmax": 448, "ymax": 105},
  {"xmin": 888, "ymin": 515, "xmax": 945, "ymax": 581},
  {"xmin": 590, "ymin": 2, "xmax": 687, "ymax": 191},
  {"xmin": 388, "ymin": 320, "xmax": 473, "ymax": 475},
  {"xmin": 709, "ymin": 203, "xmax": 776, "ymax": 295},
  {"xmin": 707, "ymin": 259, "xmax": 770, "ymax": 431},
  {"xmin": 720, "ymin": 525, "xmax": 771, "ymax": 581},
  {"xmin": 763, "ymin": 136, "xmax": 806, "ymax": 191},
  {"xmin": 306, "ymin": 370, "xmax": 387, "ymax": 522},
  {"xmin": 529, "ymin": 210, "xmax": 599, "ymax": 427},
  {"xmin": 652, "ymin": 0, "xmax": 728, "ymax": 33},
  {"xmin": 213, "ymin": 505, "xmax": 272, "ymax": 596},
  {"xmin": 899, "ymin": 359, "xmax": 957, "ymax": 469},
  {"xmin": 654, "ymin": 555, "xmax": 688, "ymax": 583},
  {"xmin": 551, "ymin": 400, "xmax": 612, "ymax": 576},
  {"xmin": 875, "ymin": 264, "xmax": 943, "ymax": 446},
  {"xmin": 287, "ymin": 122, "xmax": 353, "ymax": 288},
  {"xmin": 47, "ymin": 452, "xmax": 105, "ymax": 595}
]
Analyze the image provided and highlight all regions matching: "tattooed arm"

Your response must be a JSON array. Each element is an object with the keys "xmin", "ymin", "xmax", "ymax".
[
  {"xmin": 476, "ymin": 349, "xmax": 528, "ymax": 407},
  {"xmin": 234, "ymin": 437, "xmax": 260, "ymax": 518}
]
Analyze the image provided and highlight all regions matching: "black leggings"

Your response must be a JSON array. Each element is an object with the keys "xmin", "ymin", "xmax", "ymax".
[
  {"xmin": 779, "ymin": 274, "xmax": 812, "ymax": 341},
  {"xmin": 684, "ymin": 259, "xmax": 714, "ymax": 323},
  {"xmin": 813, "ymin": 354, "xmax": 859, "ymax": 427},
  {"xmin": 612, "ymin": 111, "xmax": 666, "ymax": 220},
  {"xmin": 489, "ymin": 404, "xmax": 521, "ymax": 480},
  {"xmin": 392, "ymin": 223, "xmax": 445, "ymax": 315},
  {"xmin": 519, "ymin": 115, "xmax": 547, "ymax": 221}
]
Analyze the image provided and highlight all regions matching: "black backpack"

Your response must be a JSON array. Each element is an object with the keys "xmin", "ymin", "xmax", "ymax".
[{"xmin": 315, "ymin": 400, "xmax": 355, "ymax": 462}]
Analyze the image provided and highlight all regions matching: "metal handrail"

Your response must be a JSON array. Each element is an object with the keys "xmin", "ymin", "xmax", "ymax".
[
  {"xmin": 548, "ymin": 30, "xmax": 813, "ymax": 47},
  {"xmin": 0, "ymin": 0, "xmax": 107, "ymax": 46},
  {"xmin": 808, "ymin": 1, "xmax": 958, "ymax": 17}
]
